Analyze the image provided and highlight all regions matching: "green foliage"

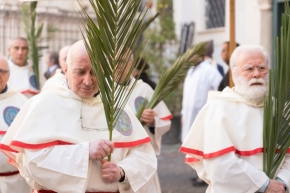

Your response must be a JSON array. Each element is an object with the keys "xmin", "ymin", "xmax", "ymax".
[
  {"xmin": 136, "ymin": 42, "xmax": 206, "ymax": 120},
  {"xmin": 81, "ymin": 0, "xmax": 149, "ymax": 161},
  {"xmin": 263, "ymin": 0, "xmax": 290, "ymax": 178},
  {"xmin": 20, "ymin": 1, "xmax": 57, "ymax": 89}
]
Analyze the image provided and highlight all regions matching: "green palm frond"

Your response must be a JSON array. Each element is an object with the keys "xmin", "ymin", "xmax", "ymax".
[
  {"xmin": 81, "ymin": 0, "xmax": 150, "ymax": 161},
  {"xmin": 263, "ymin": 0, "xmax": 290, "ymax": 178},
  {"xmin": 21, "ymin": 1, "xmax": 55, "ymax": 89},
  {"xmin": 137, "ymin": 42, "xmax": 206, "ymax": 116}
]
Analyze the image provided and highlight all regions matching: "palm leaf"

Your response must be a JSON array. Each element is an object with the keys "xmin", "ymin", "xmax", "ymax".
[
  {"xmin": 143, "ymin": 42, "xmax": 206, "ymax": 113},
  {"xmin": 81, "ymin": 0, "xmax": 150, "ymax": 161},
  {"xmin": 263, "ymin": 0, "xmax": 290, "ymax": 178}
]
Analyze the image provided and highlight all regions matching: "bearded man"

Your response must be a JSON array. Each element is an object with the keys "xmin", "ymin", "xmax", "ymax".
[{"xmin": 180, "ymin": 45, "xmax": 290, "ymax": 193}]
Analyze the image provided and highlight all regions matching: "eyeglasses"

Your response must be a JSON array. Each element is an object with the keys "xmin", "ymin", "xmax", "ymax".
[
  {"xmin": 0, "ymin": 69, "xmax": 9, "ymax": 76},
  {"xmin": 80, "ymin": 99, "xmax": 107, "ymax": 131},
  {"xmin": 242, "ymin": 65, "xmax": 268, "ymax": 74}
]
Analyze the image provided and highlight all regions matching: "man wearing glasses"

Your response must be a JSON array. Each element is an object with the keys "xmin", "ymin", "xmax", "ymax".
[
  {"xmin": 180, "ymin": 45, "xmax": 290, "ymax": 193},
  {"xmin": 7, "ymin": 37, "xmax": 39, "ymax": 98},
  {"xmin": 0, "ymin": 54, "xmax": 31, "ymax": 193},
  {"xmin": 0, "ymin": 40, "xmax": 157, "ymax": 193}
]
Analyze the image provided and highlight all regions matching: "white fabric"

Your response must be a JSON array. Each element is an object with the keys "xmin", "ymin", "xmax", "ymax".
[
  {"xmin": 181, "ymin": 87, "xmax": 290, "ymax": 193},
  {"xmin": 41, "ymin": 69, "xmax": 66, "ymax": 92},
  {"xmin": 0, "ymin": 85, "xmax": 30, "ymax": 193},
  {"xmin": 181, "ymin": 60, "xmax": 222, "ymax": 142},
  {"xmin": 8, "ymin": 60, "xmax": 39, "ymax": 98},
  {"xmin": 0, "ymin": 82, "xmax": 157, "ymax": 193},
  {"xmin": 125, "ymin": 78, "xmax": 172, "ymax": 155}
]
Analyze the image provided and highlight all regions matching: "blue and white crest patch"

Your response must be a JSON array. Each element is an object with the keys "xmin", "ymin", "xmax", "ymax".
[
  {"xmin": 3, "ymin": 106, "xmax": 20, "ymax": 126},
  {"xmin": 134, "ymin": 96, "xmax": 149, "ymax": 112},
  {"xmin": 29, "ymin": 75, "xmax": 38, "ymax": 89},
  {"xmin": 114, "ymin": 109, "xmax": 133, "ymax": 136}
]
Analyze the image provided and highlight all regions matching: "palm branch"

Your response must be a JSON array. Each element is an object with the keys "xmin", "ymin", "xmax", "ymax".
[
  {"xmin": 81, "ymin": 0, "xmax": 150, "ymax": 161},
  {"xmin": 136, "ymin": 42, "xmax": 207, "ymax": 120},
  {"xmin": 263, "ymin": 0, "xmax": 290, "ymax": 178},
  {"xmin": 20, "ymin": 1, "xmax": 56, "ymax": 89}
]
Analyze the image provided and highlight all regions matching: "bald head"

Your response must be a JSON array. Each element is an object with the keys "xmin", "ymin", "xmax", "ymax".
[
  {"xmin": 59, "ymin": 45, "xmax": 71, "ymax": 72},
  {"xmin": 66, "ymin": 40, "xmax": 88, "ymax": 69},
  {"xmin": 0, "ymin": 54, "xmax": 10, "ymax": 92},
  {"xmin": 65, "ymin": 40, "xmax": 98, "ymax": 99}
]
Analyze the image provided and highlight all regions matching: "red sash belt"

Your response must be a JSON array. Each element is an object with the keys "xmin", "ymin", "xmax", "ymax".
[
  {"xmin": 37, "ymin": 190, "xmax": 119, "ymax": 193},
  {"xmin": 0, "ymin": 171, "xmax": 19, "ymax": 176}
]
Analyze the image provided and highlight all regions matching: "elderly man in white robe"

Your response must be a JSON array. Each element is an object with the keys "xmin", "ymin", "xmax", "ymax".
[
  {"xmin": 121, "ymin": 57, "xmax": 172, "ymax": 192},
  {"xmin": 180, "ymin": 45, "xmax": 290, "ymax": 193},
  {"xmin": 7, "ymin": 37, "xmax": 39, "ymax": 98},
  {"xmin": 41, "ymin": 45, "xmax": 70, "ymax": 92},
  {"xmin": 0, "ymin": 54, "xmax": 31, "ymax": 193},
  {"xmin": 0, "ymin": 40, "xmax": 157, "ymax": 193}
]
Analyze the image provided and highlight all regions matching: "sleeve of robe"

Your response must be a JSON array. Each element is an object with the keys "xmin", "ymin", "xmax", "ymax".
[
  {"xmin": 17, "ymin": 142, "xmax": 90, "ymax": 193},
  {"xmin": 16, "ymin": 141, "xmax": 156, "ymax": 193},
  {"xmin": 186, "ymin": 153, "xmax": 269, "ymax": 193}
]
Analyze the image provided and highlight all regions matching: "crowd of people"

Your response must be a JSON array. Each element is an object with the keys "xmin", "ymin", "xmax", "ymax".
[{"xmin": 0, "ymin": 36, "xmax": 288, "ymax": 193}]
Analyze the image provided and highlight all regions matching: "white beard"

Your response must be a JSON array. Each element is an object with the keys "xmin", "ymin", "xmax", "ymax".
[{"xmin": 234, "ymin": 75, "xmax": 269, "ymax": 103}]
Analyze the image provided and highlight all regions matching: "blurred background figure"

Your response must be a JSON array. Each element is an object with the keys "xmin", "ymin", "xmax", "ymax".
[
  {"xmin": 205, "ymin": 40, "xmax": 224, "ymax": 77},
  {"xmin": 7, "ymin": 37, "xmax": 39, "ymax": 98},
  {"xmin": 41, "ymin": 45, "xmax": 70, "ymax": 92},
  {"xmin": 218, "ymin": 41, "xmax": 240, "ymax": 91},
  {"xmin": 133, "ymin": 57, "xmax": 156, "ymax": 90},
  {"xmin": 44, "ymin": 51, "xmax": 59, "ymax": 80},
  {"xmin": 0, "ymin": 54, "xmax": 31, "ymax": 193}
]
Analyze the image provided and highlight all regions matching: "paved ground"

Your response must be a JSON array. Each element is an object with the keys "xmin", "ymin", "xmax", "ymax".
[{"xmin": 157, "ymin": 143, "xmax": 207, "ymax": 193}]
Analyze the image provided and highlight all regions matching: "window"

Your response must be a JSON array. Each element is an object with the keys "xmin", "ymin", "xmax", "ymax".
[{"xmin": 205, "ymin": 0, "xmax": 225, "ymax": 29}]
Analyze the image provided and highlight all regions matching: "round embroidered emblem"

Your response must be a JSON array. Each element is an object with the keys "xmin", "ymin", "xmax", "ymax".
[
  {"xmin": 3, "ymin": 106, "xmax": 20, "ymax": 126},
  {"xmin": 29, "ymin": 75, "xmax": 38, "ymax": 89},
  {"xmin": 114, "ymin": 109, "xmax": 133, "ymax": 136},
  {"xmin": 135, "ymin": 96, "xmax": 149, "ymax": 112}
]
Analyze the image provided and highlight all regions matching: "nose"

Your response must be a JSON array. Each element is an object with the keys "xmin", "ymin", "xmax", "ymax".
[
  {"xmin": 252, "ymin": 68, "xmax": 261, "ymax": 79},
  {"xmin": 83, "ymin": 73, "xmax": 93, "ymax": 86}
]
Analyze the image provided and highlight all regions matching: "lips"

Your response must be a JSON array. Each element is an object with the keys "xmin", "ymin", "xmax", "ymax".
[{"xmin": 250, "ymin": 83, "xmax": 263, "ymax": 86}]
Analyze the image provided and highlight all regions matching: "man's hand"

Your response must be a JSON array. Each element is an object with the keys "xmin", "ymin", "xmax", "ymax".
[
  {"xmin": 141, "ymin": 109, "xmax": 155, "ymax": 126},
  {"xmin": 265, "ymin": 180, "xmax": 286, "ymax": 193},
  {"xmin": 89, "ymin": 139, "xmax": 114, "ymax": 160},
  {"xmin": 101, "ymin": 160, "xmax": 122, "ymax": 183}
]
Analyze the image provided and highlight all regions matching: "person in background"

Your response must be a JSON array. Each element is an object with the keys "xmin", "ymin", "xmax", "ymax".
[
  {"xmin": 218, "ymin": 41, "xmax": 240, "ymax": 91},
  {"xmin": 205, "ymin": 40, "xmax": 224, "ymax": 76},
  {"xmin": 41, "ymin": 45, "xmax": 70, "ymax": 92},
  {"xmin": 7, "ymin": 37, "xmax": 39, "ymax": 98},
  {"xmin": 132, "ymin": 57, "xmax": 156, "ymax": 90},
  {"xmin": 0, "ymin": 54, "xmax": 31, "ymax": 193},
  {"xmin": 44, "ymin": 51, "xmax": 59, "ymax": 80}
]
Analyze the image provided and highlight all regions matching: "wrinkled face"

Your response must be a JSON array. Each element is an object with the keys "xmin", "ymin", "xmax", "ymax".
[
  {"xmin": 65, "ymin": 52, "xmax": 99, "ymax": 99},
  {"xmin": 0, "ymin": 59, "xmax": 10, "ymax": 92},
  {"xmin": 234, "ymin": 52, "xmax": 269, "ymax": 102},
  {"xmin": 8, "ymin": 39, "xmax": 28, "ymax": 67},
  {"xmin": 221, "ymin": 43, "xmax": 229, "ymax": 65}
]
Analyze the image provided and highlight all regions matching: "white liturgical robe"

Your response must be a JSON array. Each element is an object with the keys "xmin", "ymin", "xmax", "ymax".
[
  {"xmin": 8, "ymin": 60, "xmax": 39, "ymax": 98},
  {"xmin": 180, "ymin": 87, "xmax": 290, "ymax": 193},
  {"xmin": 181, "ymin": 60, "xmax": 222, "ymax": 142},
  {"xmin": 126, "ymin": 78, "xmax": 172, "ymax": 155},
  {"xmin": 125, "ymin": 78, "xmax": 172, "ymax": 193},
  {"xmin": 0, "ymin": 85, "xmax": 31, "ymax": 193},
  {"xmin": 0, "ymin": 82, "xmax": 157, "ymax": 193},
  {"xmin": 41, "ymin": 69, "xmax": 66, "ymax": 92}
]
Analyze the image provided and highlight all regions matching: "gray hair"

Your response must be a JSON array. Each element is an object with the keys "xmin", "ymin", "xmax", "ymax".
[{"xmin": 230, "ymin": 45, "xmax": 270, "ymax": 70}]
